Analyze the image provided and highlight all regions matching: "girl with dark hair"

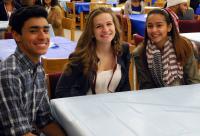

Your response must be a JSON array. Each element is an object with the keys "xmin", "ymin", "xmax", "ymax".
[
  {"xmin": 133, "ymin": 8, "xmax": 200, "ymax": 89},
  {"xmin": 0, "ymin": 0, "xmax": 21, "ymax": 21},
  {"xmin": 55, "ymin": 7, "xmax": 130, "ymax": 98}
]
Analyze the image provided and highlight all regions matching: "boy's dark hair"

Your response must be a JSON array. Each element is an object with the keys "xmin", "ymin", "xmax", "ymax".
[{"xmin": 9, "ymin": 5, "xmax": 48, "ymax": 34}]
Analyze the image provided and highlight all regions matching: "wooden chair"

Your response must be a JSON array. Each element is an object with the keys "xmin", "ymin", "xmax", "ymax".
[
  {"xmin": 144, "ymin": 6, "xmax": 161, "ymax": 14},
  {"xmin": 121, "ymin": 15, "xmax": 132, "ymax": 43},
  {"xmin": 66, "ymin": 1, "xmax": 85, "ymax": 30},
  {"xmin": 131, "ymin": 34, "xmax": 144, "ymax": 90},
  {"xmin": 144, "ymin": 0, "xmax": 152, "ymax": 6},
  {"xmin": 129, "ymin": 44, "xmax": 138, "ymax": 90},
  {"xmin": 178, "ymin": 20, "xmax": 200, "ymax": 33},
  {"xmin": 41, "ymin": 57, "xmax": 68, "ymax": 74},
  {"xmin": 46, "ymin": 72, "xmax": 62, "ymax": 99},
  {"xmin": 154, "ymin": 2, "xmax": 165, "ymax": 7},
  {"xmin": 90, "ymin": 2, "xmax": 112, "ymax": 12},
  {"xmin": 90, "ymin": 0, "xmax": 106, "ymax": 2},
  {"xmin": 62, "ymin": 17, "xmax": 75, "ymax": 41},
  {"xmin": 133, "ymin": 33, "xmax": 144, "ymax": 45}
]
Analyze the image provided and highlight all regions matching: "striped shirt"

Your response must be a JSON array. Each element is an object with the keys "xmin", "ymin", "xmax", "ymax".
[{"xmin": 0, "ymin": 47, "xmax": 54, "ymax": 136}]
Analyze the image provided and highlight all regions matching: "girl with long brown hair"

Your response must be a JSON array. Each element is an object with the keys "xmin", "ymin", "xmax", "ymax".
[{"xmin": 55, "ymin": 7, "xmax": 130, "ymax": 98}]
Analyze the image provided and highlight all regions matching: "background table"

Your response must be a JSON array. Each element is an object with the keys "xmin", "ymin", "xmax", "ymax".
[
  {"xmin": 129, "ymin": 14, "xmax": 146, "ymax": 36},
  {"xmin": 0, "ymin": 21, "xmax": 8, "ymax": 31},
  {"xmin": 51, "ymin": 84, "xmax": 200, "ymax": 136},
  {"xmin": 75, "ymin": 2, "xmax": 90, "ymax": 14},
  {"xmin": 0, "ymin": 21, "xmax": 9, "ymax": 39},
  {"xmin": 181, "ymin": 32, "xmax": 200, "ymax": 45},
  {"xmin": 0, "ymin": 37, "xmax": 76, "ymax": 61}
]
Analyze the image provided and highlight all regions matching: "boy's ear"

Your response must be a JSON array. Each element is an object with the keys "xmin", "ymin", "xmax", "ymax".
[{"xmin": 12, "ymin": 31, "xmax": 21, "ymax": 42}]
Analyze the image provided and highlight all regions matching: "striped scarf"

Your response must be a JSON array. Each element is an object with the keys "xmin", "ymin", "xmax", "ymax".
[{"xmin": 146, "ymin": 38, "xmax": 183, "ymax": 86}]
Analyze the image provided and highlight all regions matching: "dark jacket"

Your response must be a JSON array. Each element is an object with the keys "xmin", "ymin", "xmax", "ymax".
[
  {"xmin": 55, "ymin": 44, "xmax": 131, "ymax": 98},
  {"xmin": 0, "ymin": 1, "xmax": 21, "ymax": 21},
  {"xmin": 133, "ymin": 36, "xmax": 200, "ymax": 90}
]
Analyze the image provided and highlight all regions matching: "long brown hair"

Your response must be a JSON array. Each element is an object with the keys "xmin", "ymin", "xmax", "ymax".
[
  {"xmin": 144, "ymin": 8, "xmax": 192, "ymax": 65},
  {"xmin": 64, "ymin": 7, "xmax": 122, "ymax": 75}
]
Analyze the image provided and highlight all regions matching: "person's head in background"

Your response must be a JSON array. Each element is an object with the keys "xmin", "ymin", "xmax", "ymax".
[
  {"xmin": 144, "ymin": 9, "xmax": 177, "ymax": 50},
  {"xmin": 20, "ymin": 0, "xmax": 36, "ymax": 6},
  {"xmin": 2, "ymin": 0, "xmax": 21, "ymax": 19},
  {"xmin": 166, "ymin": 0, "xmax": 188, "ymax": 16},
  {"xmin": 131, "ymin": 0, "xmax": 141, "ymax": 7},
  {"xmin": 42, "ymin": 0, "xmax": 59, "ymax": 7},
  {"xmin": 69, "ymin": 7, "xmax": 121, "ymax": 74},
  {"xmin": 9, "ymin": 5, "xmax": 50, "ymax": 63}
]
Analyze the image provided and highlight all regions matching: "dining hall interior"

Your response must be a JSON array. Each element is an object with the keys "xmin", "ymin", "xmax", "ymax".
[{"xmin": 1, "ymin": 0, "xmax": 200, "ymax": 135}]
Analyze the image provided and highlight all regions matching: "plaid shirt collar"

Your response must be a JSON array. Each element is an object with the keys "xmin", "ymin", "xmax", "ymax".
[{"xmin": 14, "ymin": 47, "xmax": 41, "ymax": 73}]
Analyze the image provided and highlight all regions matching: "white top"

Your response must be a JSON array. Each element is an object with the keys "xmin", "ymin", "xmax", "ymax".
[
  {"xmin": 95, "ymin": 64, "xmax": 121, "ymax": 93},
  {"xmin": 45, "ymin": 6, "xmax": 51, "ymax": 13}
]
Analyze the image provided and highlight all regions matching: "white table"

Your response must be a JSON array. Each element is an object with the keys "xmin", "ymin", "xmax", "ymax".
[
  {"xmin": 0, "ymin": 21, "xmax": 9, "ymax": 39},
  {"xmin": 181, "ymin": 32, "xmax": 200, "ymax": 45},
  {"xmin": 0, "ymin": 21, "xmax": 9, "ymax": 30},
  {"xmin": 0, "ymin": 37, "xmax": 76, "ymax": 61},
  {"xmin": 50, "ymin": 84, "xmax": 200, "ymax": 136}
]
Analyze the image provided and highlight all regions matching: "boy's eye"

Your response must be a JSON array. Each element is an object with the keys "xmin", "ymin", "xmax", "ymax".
[
  {"xmin": 30, "ymin": 29, "xmax": 38, "ymax": 33},
  {"xmin": 44, "ymin": 28, "xmax": 49, "ymax": 33}
]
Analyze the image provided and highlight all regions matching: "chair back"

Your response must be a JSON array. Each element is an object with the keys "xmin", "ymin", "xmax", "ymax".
[
  {"xmin": 90, "ymin": 0, "xmax": 106, "ymax": 2},
  {"xmin": 179, "ymin": 20, "xmax": 200, "ymax": 33},
  {"xmin": 121, "ymin": 15, "xmax": 132, "ymax": 43},
  {"xmin": 66, "ymin": 1, "xmax": 85, "ymax": 30},
  {"xmin": 133, "ymin": 34, "xmax": 144, "ymax": 45},
  {"xmin": 41, "ymin": 57, "xmax": 68, "ymax": 74},
  {"xmin": 154, "ymin": 2, "xmax": 165, "ymax": 7},
  {"xmin": 90, "ymin": 2, "xmax": 112, "ymax": 12},
  {"xmin": 46, "ymin": 72, "xmax": 62, "ymax": 99},
  {"xmin": 62, "ymin": 17, "xmax": 76, "ymax": 41},
  {"xmin": 144, "ymin": 0, "xmax": 152, "ymax": 6},
  {"xmin": 66, "ymin": 2, "xmax": 76, "ymax": 19}
]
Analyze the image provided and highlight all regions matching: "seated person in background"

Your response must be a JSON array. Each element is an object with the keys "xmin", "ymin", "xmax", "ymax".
[
  {"xmin": 133, "ymin": 9, "xmax": 200, "ymax": 90},
  {"xmin": 165, "ymin": 0, "xmax": 193, "ymax": 21},
  {"xmin": 190, "ymin": 0, "xmax": 200, "ymax": 13},
  {"xmin": 42, "ymin": 0, "xmax": 64, "ymax": 37},
  {"xmin": 119, "ymin": 0, "xmax": 127, "ymax": 4},
  {"xmin": 0, "ymin": 0, "xmax": 21, "ymax": 21},
  {"xmin": 20, "ymin": 0, "xmax": 37, "ymax": 6},
  {"xmin": 16, "ymin": 0, "xmax": 42, "ymax": 6},
  {"xmin": 55, "ymin": 7, "xmax": 130, "ymax": 98},
  {"xmin": 124, "ymin": 0, "xmax": 144, "ymax": 14},
  {"xmin": 178, "ymin": 7, "xmax": 195, "ymax": 20},
  {"xmin": 0, "ymin": 6, "xmax": 65, "ymax": 136}
]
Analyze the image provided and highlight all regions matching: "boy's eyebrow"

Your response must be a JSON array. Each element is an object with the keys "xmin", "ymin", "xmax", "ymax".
[{"xmin": 29, "ymin": 25, "xmax": 50, "ymax": 29}]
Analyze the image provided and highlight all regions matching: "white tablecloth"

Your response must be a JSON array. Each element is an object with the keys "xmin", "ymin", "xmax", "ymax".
[
  {"xmin": 181, "ymin": 32, "xmax": 200, "ymax": 45},
  {"xmin": 0, "ymin": 21, "xmax": 8, "ymax": 30},
  {"xmin": 0, "ymin": 37, "xmax": 76, "ymax": 61},
  {"xmin": 51, "ymin": 84, "xmax": 200, "ymax": 136}
]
